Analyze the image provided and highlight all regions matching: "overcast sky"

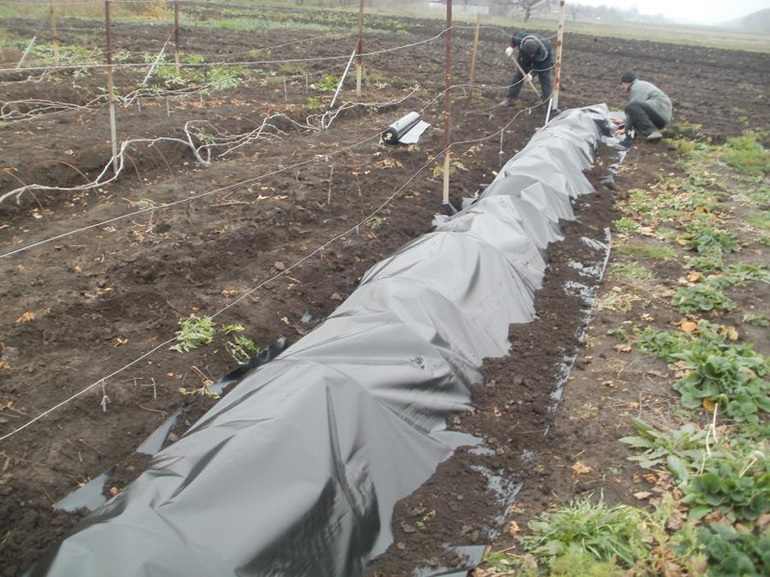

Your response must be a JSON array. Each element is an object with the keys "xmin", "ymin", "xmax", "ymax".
[{"xmin": 574, "ymin": 0, "xmax": 768, "ymax": 24}]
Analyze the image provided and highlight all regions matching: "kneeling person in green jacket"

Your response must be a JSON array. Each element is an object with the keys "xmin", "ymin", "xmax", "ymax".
[{"xmin": 615, "ymin": 71, "xmax": 672, "ymax": 142}]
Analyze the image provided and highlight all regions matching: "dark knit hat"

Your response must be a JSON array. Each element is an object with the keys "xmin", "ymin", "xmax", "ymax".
[
  {"xmin": 620, "ymin": 71, "xmax": 637, "ymax": 84},
  {"xmin": 521, "ymin": 38, "xmax": 538, "ymax": 57}
]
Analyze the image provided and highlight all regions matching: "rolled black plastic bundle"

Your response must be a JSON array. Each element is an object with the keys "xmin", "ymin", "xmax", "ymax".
[{"xmin": 381, "ymin": 111, "xmax": 421, "ymax": 144}]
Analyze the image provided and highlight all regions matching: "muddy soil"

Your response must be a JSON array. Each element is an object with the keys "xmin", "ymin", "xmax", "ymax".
[{"xmin": 1, "ymin": 7, "xmax": 768, "ymax": 576}]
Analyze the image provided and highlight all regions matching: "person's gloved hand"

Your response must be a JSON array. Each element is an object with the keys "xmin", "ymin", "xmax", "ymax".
[
  {"xmin": 524, "ymin": 72, "xmax": 533, "ymax": 82},
  {"xmin": 505, "ymin": 46, "xmax": 514, "ymax": 58}
]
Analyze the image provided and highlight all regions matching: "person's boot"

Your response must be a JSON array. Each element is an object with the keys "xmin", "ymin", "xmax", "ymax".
[
  {"xmin": 500, "ymin": 97, "xmax": 514, "ymax": 107},
  {"xmin": 646, "ymin": 129, "xmax": 663, "ymax": 142}
]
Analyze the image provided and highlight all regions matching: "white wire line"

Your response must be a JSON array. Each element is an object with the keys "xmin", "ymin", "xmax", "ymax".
[
  {"xmin": 0, "ymin": 96, "xmax": 547, "ymax": 445},
  {"xmin": 0, "ymin": 27, "xmax": 451, "ymax": 74}
]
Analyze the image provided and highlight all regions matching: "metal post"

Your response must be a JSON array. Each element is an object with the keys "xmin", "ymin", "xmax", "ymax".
[
  {"xmin": 50, "ymin": 0, "xmax": 59, "ymax": 66},
  {"xmin": 174, "ymin": 0, "xmax": 181, "ymax": 75},
  {"xmin": 442, "ymin": 0, "xmax": 452, "ymax": 207},
  {"xmin": 552, "ymin": 0, "xmax": 567, "ymax": 110},
  {"xmin": 356, "ymin": 0, "xmax": 364, "ymax": 97},
  {"xmin": 469, "ymin": 14, "xmax": 480, "ymax": 85},
  {"xmin": 105, "ymin": 0, "xmax": 119, "ymax": 173}
]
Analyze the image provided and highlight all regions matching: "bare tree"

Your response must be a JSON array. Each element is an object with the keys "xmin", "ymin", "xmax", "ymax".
[{"xmin": 504, "ymin": 0, "xmax": 546, "ymax": 22}]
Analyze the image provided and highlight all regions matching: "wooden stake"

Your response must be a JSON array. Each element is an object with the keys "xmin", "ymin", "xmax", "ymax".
[
  {"xmin": 552, "ymin": 0, "xmax": 567, "ymax": 110},
  {"xmin": 105, "ymin": 1, "xmax": 118, "ymax": 173},
  {"xmin": 174, "ymin": 0, "xmax": 181, "ymax": 76},
  {"xmin": 469, "ymin": 14, "xmax": 480, "ymax": 85},
  {"xmin": 442, "ymin": 150, "xmax": 451, "ymax": 206},
  {"xmin": 50, "ymin": 0, "xmax": 59, "ymax": 66},
  {"xmin": 356, "ymin": 0, "xmax": 364, "ymax": 97},
  {"xmin": 442, "ymin": 0, "xmax": 452, "ymax": 207}
]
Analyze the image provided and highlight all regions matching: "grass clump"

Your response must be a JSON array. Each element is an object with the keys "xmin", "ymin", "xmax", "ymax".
[
  {"xmin": 746, "ymin": 210, "xmax": 770, "ymax": 233},
  {"xmin": 518, "ymin": 497, "xmax": 649, "ymax": 567},
  {"xmin": 612, "ymin": 217, "xmax": 639, "ymax": 234},
  {"xmin": 723, "ymin": 132, "xmax": 770, "ymax": 175},
  {"xmin": 612, "ymin": 261, "xmax": 653, "ymax": 281},
  {"xmin": 617, "ymin": 243, "xmax": 676, "ymax": 261}
]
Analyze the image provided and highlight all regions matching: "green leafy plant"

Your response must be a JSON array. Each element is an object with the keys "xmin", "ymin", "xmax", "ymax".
[
  {"xmin": 225, "ymin": 335, "xmax": 260, "ymax": 365},
  {"xmin": 311, "ymin": 74, "xmax": 339, "ymax": 92},
  {"xmin": 671, "ymin": 282, "xmax": 737, "ymax": 314},
  {"xmin": 613, "ymin": 217, "xmax": 639, "ymax": 234},
  {"xmin": 673, "ymin": 337, "xmax": 769, "ymax": 423},
  {"xmin": 619, "ymin": 419, "xmax": 710, "ymax": 483},
  {"xmin": 633, "ymin": 325, "xmax": 690, "ymax": 361},
  {"xmin": 743, "ymin": 313, "xmax": 769, "ymax": 327},
  {"xmin": 222, "ymin": 323, "xmax": 245, "ymax": 334},
  {"xmin": 170, "ymin": 315, "xmax": 215, "ymax": 353},
  {"xmin": 682, "ymin": 451, "xmax": 769, "ymax": 522},
  {"xmin": 680, "ymin": 222, "xmax": 739, "ymax": 254},
  {"xmin": 518, "ymin": 497, "xmax": 649, "ymax": 567},
  {"xmin": 698, "ymin": 524, "xmax": 770, "ymax": 576},
  {"xmin": 685, "ymin": 253, "xmax": 725, "ymax": 274}
]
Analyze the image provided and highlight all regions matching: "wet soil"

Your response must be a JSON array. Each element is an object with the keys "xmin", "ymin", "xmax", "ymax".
[{"xmin": 1, "ymin": 7, "xmax": 769, "ymax": 576}]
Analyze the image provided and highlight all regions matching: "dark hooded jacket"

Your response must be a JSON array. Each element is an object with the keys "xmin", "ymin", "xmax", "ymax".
[{"xmin": 509, "ymin": 32, "xmax": 552, "ymax": 71}]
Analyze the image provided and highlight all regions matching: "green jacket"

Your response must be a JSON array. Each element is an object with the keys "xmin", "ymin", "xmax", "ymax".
[{"xmin": 628, "ymin": 79, "xmax": 672, "ymax": 125}]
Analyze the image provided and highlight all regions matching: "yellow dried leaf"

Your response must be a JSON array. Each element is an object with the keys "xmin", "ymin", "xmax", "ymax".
[
  {"xmin": 687, "ymin": 272, "xmax": 703, "ymax": 283},
  {"xmin": 703, "ymin": 399, "xmax": 716, "ymax": 411},
  {"xmin": 721, "ymin": 326, "xmax": 739, "ymax": 341},
  {"xmin": 15, "ymin": 311, "xmax": 35, "ymax": 324},
  {"xmin": 614, "ymin": 344, "xmax": 632, "ymax": 353},
  {"xmin": 680, "ymin": 321, "xmax": 698, "ymax": 333},
  {"xmin": 572, "ymin": 461, "xmax": 592, "ymax": 475},
  {"xmin": 0, "ymin": 361, "xmax": 10, "ymax": 370},
  {"xmin": 508, "ymin": 521, "xmax": 521, "ymax": 535}
]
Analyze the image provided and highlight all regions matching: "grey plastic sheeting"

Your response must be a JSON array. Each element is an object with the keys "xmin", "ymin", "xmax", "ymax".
[{"xmin": 32, "ymin": 104, "xmax": 611, "ymax": 577}]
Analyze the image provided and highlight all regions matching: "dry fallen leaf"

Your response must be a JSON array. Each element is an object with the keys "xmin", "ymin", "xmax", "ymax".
[
  {"xmin": 508, "ymin": 521, "xmax": 520, "ymax": 535},
  {"xmin": 703, "ymin": 398, "xmax": 717, "ymax": 411},
  {"xmin": 0, "ymin": 362, "xmax": 10, "ymax": 370},
  {"xmin": 633, "ymin": 491, "xmax": 652, "ymax": 500},
  {"xmin": 614, "ymin": 344, "xmax": 632, "ymax": 353},
  {"xmin": 640, "ymin": 313, "xmax": 654, "ymax": 322},
  {"xmin": 687, "ymin": 272, "xmax": 703, "ymax": 283},
  {"xmin": 680, "ymin": 320, "xmax": 698, "ymax": 333},
  {"xmin": 15, "ymin": 311, "xmax": 35, "ymax": 324},
  {"xmin": 572, "ymin": 461, "xmax": 592, "ymax": 475}
]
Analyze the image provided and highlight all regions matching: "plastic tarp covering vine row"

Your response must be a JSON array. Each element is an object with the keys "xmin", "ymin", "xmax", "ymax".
[{"xmin": 31, "ymin": 104, "xmax": 612, "ymax": 577}]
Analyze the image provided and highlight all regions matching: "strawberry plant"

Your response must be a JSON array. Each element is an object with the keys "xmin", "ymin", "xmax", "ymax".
[
  {"xmin": 698, "ymin": 524, "xmax": 770, "ymax": 577},
  {"xmin": 682, "ymin": 450, "xmax": 769, "ymax": 523},
  {"xmin": 619, "ymin": 419, "xmax": 710, "ymax": 483},
  {"xmin": 671, "ymin": 282, "xmax": 736, "ymax": 314}
]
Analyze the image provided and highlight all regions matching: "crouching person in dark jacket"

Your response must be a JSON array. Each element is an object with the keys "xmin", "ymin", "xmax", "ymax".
[
  {"xmin": 500, "ymin": 31, "xmax": 553, "ymax": 107},
  {"xmin": 616, "ymin": 71, "xmax": 672, "ymax": 142}
]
